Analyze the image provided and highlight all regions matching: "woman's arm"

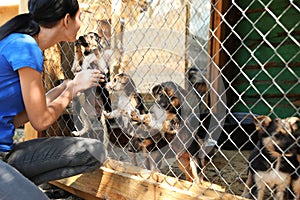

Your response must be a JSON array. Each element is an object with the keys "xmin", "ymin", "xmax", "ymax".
[
  {"xmin": 13, "ymin": 79, "xmax": 70, "ymax": 128},
  {"xmin": 18, "ymin": 67, "xmax": 104, "ymax": 131},
  {"xmin": 45, "ymin": 79, "xmax": 70, "ymax": 104}
]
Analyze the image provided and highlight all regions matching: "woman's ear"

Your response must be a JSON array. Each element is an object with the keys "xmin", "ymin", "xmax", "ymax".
[{"xmin": 63, "ymin": 13, "xmax": 71, "ymax": 27}]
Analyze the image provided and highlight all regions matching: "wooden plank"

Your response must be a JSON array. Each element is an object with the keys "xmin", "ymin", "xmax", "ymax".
[
  {"xmin": 49, "ymin": 181, "xmax": 104, "ymax": 200},
  {"xmin": 51, "ymin": 159, "xmax": 248, "ymax": 200},
  {"xmin": 24, "ymin": 122, "xmax": 42, "ymax": 141},
  {"xmin": 293, "ymin": 100, "xmax": 300, "ymax": 107},
  {"xmin": 208, "ymin": 0, "xmax": 224, "ymax": 114}
]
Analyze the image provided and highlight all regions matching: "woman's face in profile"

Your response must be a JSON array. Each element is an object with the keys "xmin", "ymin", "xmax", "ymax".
[{"xmin": 65, "ymin": 9, "xmax": 82, "ymax": 42}]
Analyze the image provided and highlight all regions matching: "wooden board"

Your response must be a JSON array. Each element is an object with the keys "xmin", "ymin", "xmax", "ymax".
[{"xmin": 51, "ymin": 159, "xmax": 248, "ymax": 200}]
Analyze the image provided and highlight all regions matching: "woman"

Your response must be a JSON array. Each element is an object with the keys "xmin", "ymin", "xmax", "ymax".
[{"xmin": 0, "ymin": 0, "xmax": 107, "ymax": 199}]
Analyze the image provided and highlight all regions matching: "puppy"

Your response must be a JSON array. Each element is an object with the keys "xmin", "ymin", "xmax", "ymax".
[
  {"xmin": 72, "ymin": 32, "xmax": 108, "ymax": 74},
  {"xmin": 104, "ymin": 73, "xmax": 148, "ymax": 164},
  {"xmin": 242, "ymin": 116, "xmax": 300, "ymax": 200},
  {"xmin": 104, "ymin": 73, "xmax": 147, "ymax": 128},
  {"xmin": 71, "ymin": 32, "xmax": 111, "ymax": 146},
  {"xmin": 131, "ymin": 83, "xmax": 180, "ymax": 134},
  {"xmin": 131, "ymin": 82, "xmax": 207, "ymax": 184},
  {"xmin": 129, "ymin": 82, "xmax": 181, "ymax": 170}
]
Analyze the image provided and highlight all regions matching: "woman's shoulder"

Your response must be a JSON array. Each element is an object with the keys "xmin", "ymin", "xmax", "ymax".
[
  {"xmin": 2, "ymin": 33, "xmax": 37, "ymax": 47},
  {"xmin": 0, "ymin": 33, "xmax": 43, "ymax": 72},
  {"xmin": 0, "ymin": 33, "xmax": 42, "ymax": 59}
]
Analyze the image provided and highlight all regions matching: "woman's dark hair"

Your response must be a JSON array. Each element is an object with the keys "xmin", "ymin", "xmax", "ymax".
[{"xmin": 0, "ymin": 0, "xmax": 79, "ymax": 41}]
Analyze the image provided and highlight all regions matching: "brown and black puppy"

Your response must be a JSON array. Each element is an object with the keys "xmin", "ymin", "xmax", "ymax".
[
  {"xmin": 71, "ymin": 32, "xmax": 111, "ymax": 145},
  {"xmin": 131, "ymin": 82, "xmax": 207, "ymax": 184},
  {"xmin": 131, "ymin": 83, "xmax": 181, "ymax": 134},
  {"xmin": 129, "ymin": 83, "xmax": 181, "ymax": 170},
  {"xmin": 242, "ymin": 116, "xmax": 300, "ymax": 200}
]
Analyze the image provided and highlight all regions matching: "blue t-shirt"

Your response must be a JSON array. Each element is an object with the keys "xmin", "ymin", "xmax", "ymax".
[{"xmin": 0, "ymin": 33, "xmax": 43, "ymax": 151}]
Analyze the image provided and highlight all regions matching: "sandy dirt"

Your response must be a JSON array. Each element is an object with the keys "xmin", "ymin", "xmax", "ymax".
[
  {"xmin": 108, "ymin": 144, "xmax": 252, "ymax": 197},
  {"xmin": 204, "ymin": 149, "xmax": 251, "ymax": 196}
]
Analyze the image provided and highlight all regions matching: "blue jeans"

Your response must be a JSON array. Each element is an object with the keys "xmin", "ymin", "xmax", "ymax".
[
  {"xmin": 1, "ymin": 137, "xmax": 107, "ymax": 199},
  {"xmin": 0, "ymin": 159, "xmax": 49, "ymax": 200}
]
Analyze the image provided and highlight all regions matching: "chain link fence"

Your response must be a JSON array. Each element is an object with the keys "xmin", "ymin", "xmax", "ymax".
[{"xmin": 41, "ymin": 0, "xmax": 300, "ymax": 199}]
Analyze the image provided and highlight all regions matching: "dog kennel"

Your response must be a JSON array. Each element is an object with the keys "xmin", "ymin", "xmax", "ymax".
[{"xmin": 9, "ymin": 0, "xmax": 300, "ymax": 199}]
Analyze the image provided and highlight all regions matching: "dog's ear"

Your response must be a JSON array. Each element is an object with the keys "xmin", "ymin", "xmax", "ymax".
[
  {"xmin": 163, "ymin": 87, "xmax": 175, "ymax": 97},
  {"xmin": 152, "ymin": 84, "xmax": 163, "ymax": 97},
  {"xmin": 287, "ymin": 117, "xmax": 300, "ymax": 132},
  {"xmin": 254, "ymin": 115, "xmax": 272, "ymax": 133},
  {"xmin": 170, "ymin": 96, "xmax": 180, "ymax": 108}
]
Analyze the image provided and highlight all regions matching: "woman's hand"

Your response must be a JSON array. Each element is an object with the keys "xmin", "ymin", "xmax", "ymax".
[
  {"xmin": 71, "ymin": 69, "xmax": 106, "ymax": 97},
  {"xmin": 18, "ymin": 68, "xmax": 106, "ymax": 131}
]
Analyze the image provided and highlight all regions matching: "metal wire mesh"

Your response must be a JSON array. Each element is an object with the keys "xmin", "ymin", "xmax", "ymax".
[{"xmin": 41, "ymin": 0, "xmax": 300, "ymax": 199}]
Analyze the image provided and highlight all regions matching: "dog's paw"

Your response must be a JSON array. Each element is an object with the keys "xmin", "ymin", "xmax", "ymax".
[
  {"xmin": 193, "ymin": 175, "xmax": 204, "ymax": 186},
  {"xmin": 71, "ymin": 130, "xmax": 81, "ymax": 137}
]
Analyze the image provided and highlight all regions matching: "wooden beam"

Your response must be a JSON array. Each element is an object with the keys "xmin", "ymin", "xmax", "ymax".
[
  {"xmin": 208, "ymin": 0, "xmax": 224, "ymax": 114},
  {"xmin": 24, "ymin": 122, "xmax": 42, "ymax": 141},
  {"xmin": 51, "ymin": 159, "xmax": 248, "ymax": 200},
  {"xmin": 109, "ymin": 0, "xmax": 123, "ymax": 76}
]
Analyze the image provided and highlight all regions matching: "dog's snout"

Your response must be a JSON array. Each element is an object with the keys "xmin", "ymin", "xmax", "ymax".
[
  {"xmin": 78, "ymin": 36, "xmax": 88, "ymax": 47},
  {"xmin": 81, "ymin": 42, "xmax": 88, "ymax": 47}
]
